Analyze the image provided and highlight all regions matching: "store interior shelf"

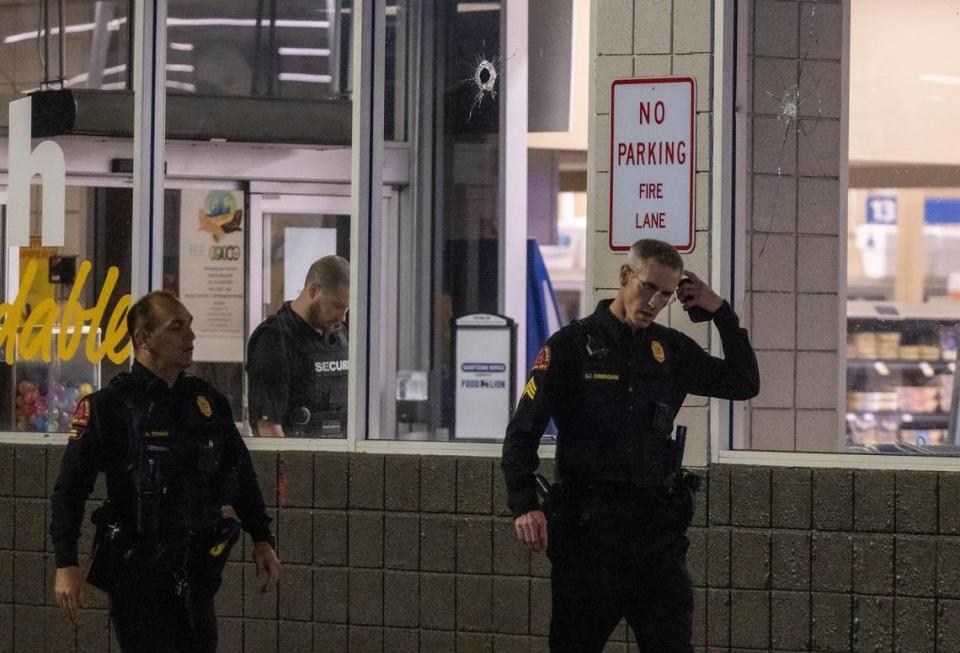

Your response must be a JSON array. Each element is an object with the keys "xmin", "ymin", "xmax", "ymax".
[
  {"xmin": 846, "ymin": 411, "xmax": 950, "ymax": 427},
  {"xmin": 845, "ymin": 442, "xmax": 960, "ymax": 455},
  {"xmin": 847, "ymin": 359, "xmax": 956, "ymax": 373},
  {"xmin": 848, "ymin": 298, "xmax": 960, "ymax": 320}
]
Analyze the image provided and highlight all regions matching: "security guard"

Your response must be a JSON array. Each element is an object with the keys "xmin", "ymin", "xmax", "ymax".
[
  {"xmin": 51, "ymin": 291, "xmax": 281, "ymax": 653},
  {"xmin": 247, "ymin": 255, "xmax": 350, "ymax": 437},
  {"xmin": 502, "ymin": 239, "xmax": 759, "ymax": 653}
]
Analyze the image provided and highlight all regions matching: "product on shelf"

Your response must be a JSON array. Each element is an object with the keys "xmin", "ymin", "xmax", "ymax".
[
  {"xmin": 847, "ymin": 391, "xmax": 898, "ymax": 412},
  {"xmin": 852, "ymin": 332, "xmax": 879, "ymax": 359},
  {"xmin": 846, "ymin": 339, "xmax": 858, "ymax": 359},
  {"xmin": 895, "ymin": 386, "xmax": 939, "ymax": 413},
  {"xmin": 15, "ymin": 378, "xmax": 46, "ymax": 432},
  {"xmin": 899, "ymin": 344, "xmax": 921, "ymax": 360},
  {"xmin": 898, "ymin": 428, "xmax": 949, "ymax": 446},
  {"xmin": 937, "ymin": 374, "xmax": 954, "ymax": 412},
  {"xmin": 921, "ymin": 345, "xmax": 942, "ymax": 361},
  {"xmin": 941, "ymin": 328, "xmax": 959, "ymax": 362},
  {"xmin": 15, "ymin": 376, "xmax": 96, "ymax": 432},
  {"xmin": 877, "ymin": 332, "xmax": 901, "ymax": 359},
  {"xmin": 847, "ymin": 415, "xmax": 898, "ymax": 445}
]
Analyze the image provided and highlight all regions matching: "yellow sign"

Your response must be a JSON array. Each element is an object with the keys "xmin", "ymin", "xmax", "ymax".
[{"xmin": 0, "ymin": 258, "xmax": 131, "ymax": 365}]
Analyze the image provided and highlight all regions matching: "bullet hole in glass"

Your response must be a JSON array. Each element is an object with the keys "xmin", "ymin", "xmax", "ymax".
[{"xmin": 465, "ymin": 52, "xmax": 503, "ymax": 122}]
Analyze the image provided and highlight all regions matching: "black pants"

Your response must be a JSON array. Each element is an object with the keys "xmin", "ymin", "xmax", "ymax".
[
  {"xmin": 547, "ymin": 490, "xmax": 694, "ymax": 653},
  {"xmin": 109, "ymin": 571, "xmax": 219, "ymax": 653}
]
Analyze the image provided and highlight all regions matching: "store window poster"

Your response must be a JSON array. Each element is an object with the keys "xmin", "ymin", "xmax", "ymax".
[{"xmin": 178, "ymin": 190, "xmax": 245, "ymax": 362}]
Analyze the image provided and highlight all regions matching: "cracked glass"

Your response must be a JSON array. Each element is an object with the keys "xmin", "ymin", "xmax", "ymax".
[
  {"xmin": 375, "ymin": 1, "xmax": 586, "ymax": 441},
  {"xmin": 742, "ymin": 0, "xmax": 960, "ymax": 455}
]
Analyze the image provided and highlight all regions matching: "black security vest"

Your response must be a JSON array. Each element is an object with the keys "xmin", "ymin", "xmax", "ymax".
[{"xmin": 248, "ymin": 303, "xmax": 349, "ymax": 436}]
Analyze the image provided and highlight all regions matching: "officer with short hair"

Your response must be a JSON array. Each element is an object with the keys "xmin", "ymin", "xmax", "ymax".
[
  {"xmin": 51, "ymin": 291, "xmax": 280, "ymax": 653},
  {"xmin": 247, "ymin": 255, "xmax": 350, "ymax": 437},
  {"xmin": 502, "ymin": 239, "xmax": 759, "ymax": 652}
]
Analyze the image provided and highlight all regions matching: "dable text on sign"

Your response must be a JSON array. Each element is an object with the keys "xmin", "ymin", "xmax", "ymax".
[{"xmin": 609, "ymin": 77, "xmax": 695, "ymax": 252}]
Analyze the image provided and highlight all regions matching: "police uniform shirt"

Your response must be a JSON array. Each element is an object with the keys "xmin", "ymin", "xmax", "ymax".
[
  {"xmin": 501, "ymin": 298, "xmax": 760, "ymax": 518},
  {"xmin": 247, "ymin": 301, "xmax": 349, "ymax": 436},
  {"xmin": 50, "ymin": 361, "xmax": 274, "ymax": 569}
]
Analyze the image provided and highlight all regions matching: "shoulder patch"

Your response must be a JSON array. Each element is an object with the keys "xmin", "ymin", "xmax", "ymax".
[
  {"xmin": 651, "ymin": 340, "xmax": 666, "ymax": 364},
  {"xmin": 197, "ymin": 395, "xmax": 213, "ymax": 418},
  {"xmin": 532, "ymin": 345, "xmax": 551, "ymax": 371},
  {"xmin": 69, "ymin": 398, "xmax": 90, "ymax": 439},
  {"xmin": 523, "ymin": 377, "xmax": 538, "ymax": 400}
]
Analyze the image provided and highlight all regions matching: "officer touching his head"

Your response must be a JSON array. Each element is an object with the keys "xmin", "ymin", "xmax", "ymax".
[
  {"xmin": 502, "ymin": 239, "xmax": 759, "ymax": 652},
  {"xmin": 247, "ymin": 255, "xmax": 350, "ymax": 437},
  {"xmin": 51, "ymin": 291, "xmax": 280, "ymax": 653}
]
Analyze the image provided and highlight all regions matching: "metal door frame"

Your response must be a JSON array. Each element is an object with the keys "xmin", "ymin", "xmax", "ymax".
[{"xmin": 247, "ymin": 185, "xmax": 399, "ymax": 445}]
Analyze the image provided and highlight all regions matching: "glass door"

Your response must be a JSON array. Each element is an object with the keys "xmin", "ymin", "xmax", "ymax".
[
  {"xmin": 247, "ymin": 190, "xmax": 353, "ymax": 438},
  {"xmin": 249, "ymin": 192, "xmax": 353, "ymax": 327}
]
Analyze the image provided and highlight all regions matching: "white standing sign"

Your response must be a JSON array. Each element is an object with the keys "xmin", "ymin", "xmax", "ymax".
[
  {"xmin": 609, "ymin": 77, "xmax": 695, "ymax": 251},
  {"xmin": 454, "ymin": 314, "xmax": 515, "ymax": 441}
]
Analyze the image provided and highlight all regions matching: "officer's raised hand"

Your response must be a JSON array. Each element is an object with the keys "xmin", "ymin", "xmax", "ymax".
[
  {"xmin": 514, "ymin": 510, "xmax": 548, "ymax": 553},
  {"xmin": 55, "ymin": 565, "xmax": 85, "ymax": 621},
  {"xmin": 254, "ymin": 542, "xmax": 281, "ymax": 593},
  {"xmin": 676, "ymin": 270, "xmax": 723, "ymax": 314}
]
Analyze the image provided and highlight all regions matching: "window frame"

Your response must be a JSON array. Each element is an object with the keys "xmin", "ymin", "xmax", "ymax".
[
  {"xmin": 712, "ymin": 0, "xmax": 960, "ymax": 472},
  {"xmin": 0, "ymin": 0, "xmax": 551, "ymax": 458}
]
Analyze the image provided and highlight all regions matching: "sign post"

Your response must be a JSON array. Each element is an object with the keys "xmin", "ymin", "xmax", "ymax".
[{"xmin": 609, "ymin": 77, "xmax": 696, "ymax": 252}]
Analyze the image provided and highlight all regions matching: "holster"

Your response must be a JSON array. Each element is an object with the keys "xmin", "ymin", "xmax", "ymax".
[
  {"xmin": 671, "ymin": 470, "xmax": 702, "ymax": 528},
  {"xmin": 187, "ymin": 517, "xmax": 242, "ymax": 589},
  {"xmin": 86, "ymin": 503, "xmax": 129, "ymax": 592},
  {"xmin": 202, "ymin": 518, "xmax": 241, "ymax": 568}
]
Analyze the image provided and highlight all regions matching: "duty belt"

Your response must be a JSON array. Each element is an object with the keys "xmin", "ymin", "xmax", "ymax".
[{"xmin": 285, "ymin": 406, "xmax": 345, "ymax": 437}]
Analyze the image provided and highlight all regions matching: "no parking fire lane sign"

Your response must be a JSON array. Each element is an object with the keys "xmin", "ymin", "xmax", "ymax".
[{"xmin": 609, "ymin": 77, "xmax": 696, "ymax": 252}]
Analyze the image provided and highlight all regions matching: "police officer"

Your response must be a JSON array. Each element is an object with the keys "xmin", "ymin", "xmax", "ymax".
[
  {"xmin": 51, "ymin": 291, "xmax": 281, "ymax": 653},
  {"xmin": 502, "ymin": 239, "xmax": 759, "ymax": 652},
  {"xmin": 247, "ymin": 255, "xmax": 349, "ymax": 437}
]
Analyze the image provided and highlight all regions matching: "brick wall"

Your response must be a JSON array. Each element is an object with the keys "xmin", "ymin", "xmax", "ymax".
[
  {"xmin": 5, "ymin": 443, "xmax": 960, "ymax": 651},
  {"xmin": 589, "ymin": 0, "xmax": 848, "ymax": 458},
  {"xmin": 744, "ymin": 0, "xmax": 845, "ymax": 452},
  {"xmin": 588, "ymin": 0, "xmax": 715, "ymax": 467},
  {"xmin": 704, "ymin": 464, "xmax": 960, "ymax": 651},
  {"xmin": 2, "ymin": 445, "xmax": 558, "ymax": 652}
]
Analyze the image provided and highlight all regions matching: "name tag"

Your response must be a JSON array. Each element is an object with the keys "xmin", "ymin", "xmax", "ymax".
[{"xmin": 584, "ymin": 372, "xmax": 620, "ymax": 381}]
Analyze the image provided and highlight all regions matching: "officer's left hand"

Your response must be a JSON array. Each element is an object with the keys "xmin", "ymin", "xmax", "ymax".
[
  {"xmin": 253, "ymin": 542, "xmax": 281, "ymax": 593},
  {"xmin": 514, "ymin": 510, "xmax": 549, "ymax": 553},
  {"xmin": 677, "ymin": 270, "xmax": 723, "ymax": 314},
  {"xmin": 55, "ymin": 566, "xmax": 85, "ymax": 622}
]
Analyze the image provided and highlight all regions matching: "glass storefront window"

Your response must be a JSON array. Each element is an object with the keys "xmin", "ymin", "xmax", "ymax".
[
  {"xmin": 370, "ymin": 1, "xmax": 585, "ymax": 442},
  {"xmin": 0, "ymin": 0, "xmax": 585, "ymax": 447},
  {"xmin": 161, "ymin": 2, "xmax": 356, "ymax": 440},
  {"xmin": 2, "ymin": 185, "xmax": 133, "ymax": 434},
  {"xmin": 0, "ymin": 0, "xmax": 132, "ymax": 119},
  {"xmin": 734, "ymin": 0, "xmax": 960, "ymax": 455},
  {"xmin": 164, "ymin": 1, "xmax": 352, "ymax": 102}
]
